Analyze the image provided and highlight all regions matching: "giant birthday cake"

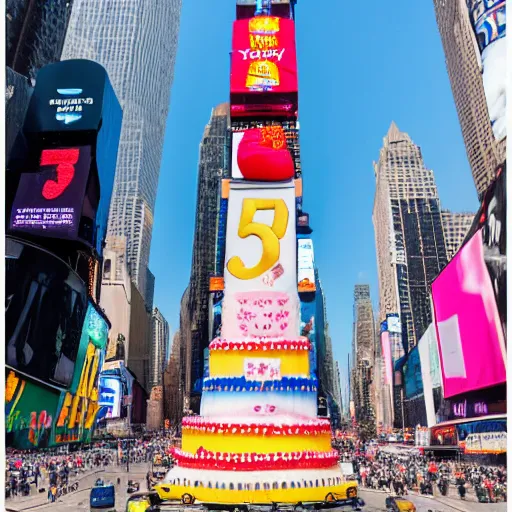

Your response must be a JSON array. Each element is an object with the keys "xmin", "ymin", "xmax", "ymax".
[
  {"xmin": 156, "ymin": 7, "xmax": 355, "ymax": 507},
  {"xmin": 158, "ymin": 294, "xmax": 355, "ymax": 504}
]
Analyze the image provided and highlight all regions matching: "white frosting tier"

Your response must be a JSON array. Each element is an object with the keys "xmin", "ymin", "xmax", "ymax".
[
  {"xmin": 200, "ymin": 390, "xmax": 317, "ymax": 418},
  {"xmin": 163, "ymin": 466, "xmax": 345, "ymax": 486}
]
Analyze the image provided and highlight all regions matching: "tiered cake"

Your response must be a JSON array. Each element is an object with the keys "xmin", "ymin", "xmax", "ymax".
[{"xmin": 161, "ymin": 294, "xmax": 352, "ymax": 504}]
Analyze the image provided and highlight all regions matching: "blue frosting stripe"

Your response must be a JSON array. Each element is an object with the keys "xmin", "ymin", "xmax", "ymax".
[{"xmin": 202, "ymin": 376, "xmax": 318, "ymax": 392}]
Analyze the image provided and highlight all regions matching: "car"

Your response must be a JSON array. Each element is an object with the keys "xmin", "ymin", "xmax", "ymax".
[
  {"xmin": 126, "ymin": 491, "xmax": 161, "ymax": 512},
  {"xmin": 385, "ymin": 496, "xmax": 416, "ymax": 512}
]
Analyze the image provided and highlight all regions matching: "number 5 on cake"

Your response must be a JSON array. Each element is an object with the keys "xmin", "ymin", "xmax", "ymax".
[{"xmin": 227, "ymin": 198, "xmax": 288, "ymax": 280}]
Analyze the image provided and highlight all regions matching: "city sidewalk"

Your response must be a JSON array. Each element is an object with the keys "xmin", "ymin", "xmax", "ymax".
[{"xmin": 5, "ymin": 467, "xmax": 106, "ymax": 512}]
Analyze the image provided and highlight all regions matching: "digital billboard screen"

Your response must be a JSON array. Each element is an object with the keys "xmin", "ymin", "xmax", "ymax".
[
  {"xmin": 432, "ymin": 228, "xmax": 506, "ymax": 398},
  {"xmin": 231, "ymin": 17, "xmax": 298, "ymax": 95},
  {"xmin": 10, "ymin": 146, "xmax": 92, "ymax": 240},
  {"xmin": 297, "ymin": 238, "xmax": 316, "ymax": 292},
  {"xmin": 99, "ymin": 377, "xmax": 122, "ymax": 419},
  {"xmin": 381, "ymin": 329, "xmax": 393, "ymax": 386},
  {"xmin": 403, "ymin": 346, "xmax": 423, "ymax": 399},
  {"xmin": 5, "ymin": 237, "xmax": 87, "ymax": 388}
]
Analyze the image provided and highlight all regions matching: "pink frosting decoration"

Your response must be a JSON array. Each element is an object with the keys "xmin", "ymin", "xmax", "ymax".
[
  {"xmin": 209, "ymin": 337, "xmax": 311, "ymax": 352},
  {"xmin": 221, "ymin": 291, "xmax": 299, "ymax": 339}
]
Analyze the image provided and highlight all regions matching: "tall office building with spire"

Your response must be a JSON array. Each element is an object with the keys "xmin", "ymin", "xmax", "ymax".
[
  {"xmin": 351, "ymin": 285, "xmax": 376, "ymax": 424},
  {"xmin": 373, "ymin": 123, "xmax": 449, "ymax": 353},
  {"xmin": 62, "ymin": 0, "xmax": 182, "ymax": 303}
]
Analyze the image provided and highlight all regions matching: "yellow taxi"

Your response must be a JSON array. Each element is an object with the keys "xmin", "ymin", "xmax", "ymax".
[{"xmin": 385, "ymin": 496, "xmax": 417, "ymax": 512}]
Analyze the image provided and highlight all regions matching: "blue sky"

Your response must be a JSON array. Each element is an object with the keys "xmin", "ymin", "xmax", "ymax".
[{"xmin": 150, "ymin": 1, "xmax": 479, "ymax": 388}]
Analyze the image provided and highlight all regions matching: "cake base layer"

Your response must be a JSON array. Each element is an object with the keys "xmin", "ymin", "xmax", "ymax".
[{"xmin": 156, "ymin": 466, "xmax": 358, "ymax": 505}]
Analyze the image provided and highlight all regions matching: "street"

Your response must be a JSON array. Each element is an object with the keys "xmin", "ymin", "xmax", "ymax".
[
  {"xmin": 358, "ymin": 489, "xmax": 507, "ymax": 512},
  {"xmin": 6, "ymin": 466, "xmax": 506, "ymax": 512},
  {"xmin": 5, "ymin": 463, "xmax": 149, "ymax": 512}
]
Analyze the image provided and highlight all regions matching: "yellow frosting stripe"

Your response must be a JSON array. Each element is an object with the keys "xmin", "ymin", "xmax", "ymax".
[
  {"xmin": 182, "ymin": 432, "xmax": 331, "ymax": 454},
  {"xmin": 209, "ymin": 350, "xmax": 309, "ymax": 378},
  {"xmin": 157, "ymin": 482, "xmax": 358, "ymax": 505}
]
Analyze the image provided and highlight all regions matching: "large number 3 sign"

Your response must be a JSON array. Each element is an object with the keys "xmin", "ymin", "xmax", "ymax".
[{"xmin": 227, "ymin": 198, "xmax": 288, "ymax": 280}]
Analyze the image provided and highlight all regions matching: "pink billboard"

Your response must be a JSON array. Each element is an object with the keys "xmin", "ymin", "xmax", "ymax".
[
  {"xmin": 432, "ymin": 229, "xmax": 506, "ymax": 398},
  {"xmin": 381, "ymin": 330, "xmax": 392, "ymax": 386}
]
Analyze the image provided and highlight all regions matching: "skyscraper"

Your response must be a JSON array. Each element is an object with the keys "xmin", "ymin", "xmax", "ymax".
[
  {"xmin": 150, "ymin": 308, "xmax": 170, "ymax": 388},
  {"xmin": 179, "ymin": 103, "xmax": 229, "ymax": 413},
  {"xmin": 432, "ymin": 0, "xmax": 505, "ymax": 196},
  {"xmin": 62, "ymin": 0, "xmax": 182, "ymax": 302},
  {"xmin": 351, "ymin": 285, "xmax": 376, "ymax": 424},
  {"xmin": 6, "ymin": 0, "xmax": 73, "ymax": 79},
  {"xmin": 441, "ymin": 210, "xmax": 475, "ymax": 260},
  {"xmin": 373, "ymin": 122, "xmax": 448, "ymax": 353}
]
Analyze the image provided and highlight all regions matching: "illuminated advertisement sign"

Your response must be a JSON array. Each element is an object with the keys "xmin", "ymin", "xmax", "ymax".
[
  {"xmin": 6, "ymin": 370, "xmax": 61, "ymax": 450},
  {"xmin": 431, "ymin": 425, "xmax": 458, "ymax": 446},
  {"xmin": 386, "ymin": 313, "xmax": 401, "ymax": 334},
  {"xmin": 380, "ymin": 328, "xmax": 393, "ymax": 386},
  {"xmin": 98, "ymin": 377, "xmax": 122, "ymax": 419},
  {"xmin": 432, "ymin": 229, "xmax": 506, "ymax": 398},
  {"xmin": 54, "ymin": 301, "xmax": 109, "ymax": 444},
  {"xmin": 223, "ymin": 181, "xmax": 296, "ymax": 294},
  {"xmin": 221, "ymin": 180, "xmax": 299, "ymax": 340},
  {"xmin": 297, "ymin": 238, "xmax": 316, "ymax": 292},
  {"xmin": 10, "ymin": 146, "xmax": 92, "ymax": 239},
  {"xmin": 24, "ymin": 60, "xmax": 118, "ymax": 134},
  {"xmin": 231, "ymin": 17, "xmax": 298, "ymax": 95},
  {"xmin": 403, "ymin": 346, "xmax": 423, "ymax": 399},
  {"xmin": 456, "ymin": 419, "xmax": 507, "ymax": 454},
  {"xmin": 231, "ymin": 126, "xmax": 294, "ymax": 181},
  {"xmin": 300, "ymin": 298, "xmax": 317, "ymax": 373},
  {"xmin": 298, "ymin": 213, "xmax": 310, "ymax": 227},
  {"xmin": 6, "ymin": 237, "xmax": 87, "ymax": 389},
  {"xmin": 16, "ymin": 60, "xmax": 123, "ymax": 257},
  {"xmin": 418, "ymin": 324, "xmax": 438, "ymax": 428},
  {"xmin": 467, "ymin": 1, "xmax": 506, "ymax": 140}
]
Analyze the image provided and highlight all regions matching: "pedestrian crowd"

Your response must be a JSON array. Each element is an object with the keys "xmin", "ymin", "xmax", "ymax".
[
  {"xmin": 335, "ymin": 438, "xmax": 507, "ymax": 504},
  {"xmin": 5, "ymin": 430, "xmax": 180, "ymax": 502}
]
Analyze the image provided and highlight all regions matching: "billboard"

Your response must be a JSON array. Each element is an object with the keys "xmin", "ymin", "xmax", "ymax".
[
  {"xmin": 223, "ymin": 181, "xmax": 296, "ymax": 293},
  {"xmin": 456, "ymin": 418, "xmax": 507, "ymax": 454},
  {"xmin": 386, "ymin": 313, "xmax": 401, "ymax": 334},
  {"xmin": 98, "ymin": 376, "xmax": 122, "ymax": 419},
  {"xmin": 466, "ymin": 165, "xmax": 506, "ymax": 332},
  {"xmin": 418, "ymin": 324, "xmax": 439, "ymax": 427},
  {"xmin": 6, "ymin": 370, "xmax": 61, "ymax": 450},
  {"xmin": 380, "ymin": 328, "xmax": 393, "ymax": 386},
  {"xmin": 6, "ymin": 237, "xmax": 88, "ymax": 388},
  {"xmin": 13, "ymin": 60, "xmax": 123, "ymax": 257},
  {"xmin": 403, "ymin": 346, "xmax": 423, "ymax": 399},
  {"xmin": 10, "ymin": 146, "xmax": 91, "ymax": 238},
  {"xmin": 231, "ymin": 126, "xmax": 295, "ymax": 181},
  {"xmin": 297, "ymin": 238, "xmax": 316, "ymax": 292},
  {"xmin": 231, "ymin": 17, "xmax": 298, "ymax": 95},
  {"xmin": 210, "ymin": 292, "xmax": 223, "ymax": 340},
  {"xmin": 467, "ymin": 0, "xmax": 506, "ymax": 141},
  {"xmin": 54, "ymin": 301, "xmax": 109, "ymax": 444},
  {"xmin": 300, "ymin": 297, "xmax": 317, "ymax": 373},
  {"xmin": 432, "ymin": 229, "xmax": 506, "ymax": 398}
]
